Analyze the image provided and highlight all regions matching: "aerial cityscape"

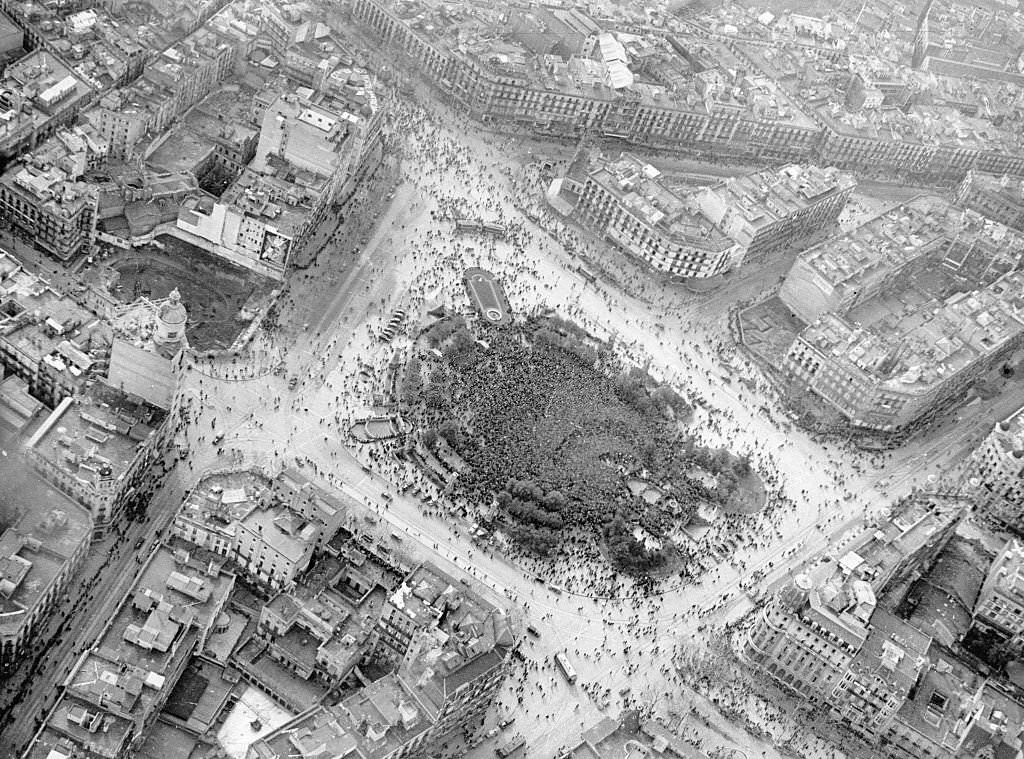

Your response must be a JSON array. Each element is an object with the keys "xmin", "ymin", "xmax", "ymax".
[{"xmin": 0, "ymin": 0, "xmax": 1024, "ymax": 757}]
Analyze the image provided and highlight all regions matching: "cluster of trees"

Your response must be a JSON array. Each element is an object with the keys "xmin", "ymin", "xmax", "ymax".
[
  {"xmin": 604, "ymin": 515, "xmax": 673, "ymax": 573},
  {"xmin": 400, "ymin": 357, "xmax": 423, "ymax": 406},
  {"xmin": 402, "ymin": 317, "xmax": 758, "ymax": 574},
  {"xmin": 613, "ymin": 368, "xmax": 692, "ymax": 421},
  {"xmin": 495, "ymin": 481, "xmax": 569, "ymax": 555},
  {"xmin": 533, "ymin": 326, "xmax": 600, "ymax": 367},
  {"xmin": 423, "ymin": 317, "xmax": 468, "ymax": 347}
]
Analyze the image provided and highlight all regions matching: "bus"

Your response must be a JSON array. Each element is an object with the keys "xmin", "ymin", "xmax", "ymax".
[
  {"xmin": 554, "ymin": 652, "xmax": 577, "ymax": 684},
  {"xmin": 454, "ymin": 218, "xmax": 481, "ymax": 234},
  {"xmin": 495, "ymin": 735, "xmax": 525, "ymax": 758}
]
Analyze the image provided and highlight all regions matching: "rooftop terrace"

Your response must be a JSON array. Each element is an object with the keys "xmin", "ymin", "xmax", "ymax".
[
  {"xmin": 28, "ymin": 381, "xmax": 167, "ymax": 485},
  {"xmin": 589, "ymin": 153, "xmax": 732, "ymax": 250}
]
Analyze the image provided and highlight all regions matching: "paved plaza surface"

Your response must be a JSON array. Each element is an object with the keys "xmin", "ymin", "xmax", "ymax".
[{"xmin": 153, "ymin": 90, "xmax": 997, "ymax": 759}]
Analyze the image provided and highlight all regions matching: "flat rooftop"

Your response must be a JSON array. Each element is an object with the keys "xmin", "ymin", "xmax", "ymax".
[
  {"xmin": 709, "ymin": 164, "xmax": 856, "ymax": 231},
  {"xmin": 0, "ymin": 50, "xmax": 91, "ymax": 149},
  {"xmin": 176, "ymin": 469, "xmax": 271, "ymax": 538},
  {"xmin": 29, "ymin": 382, "xmax": 167, "ymax": 485},
  {"xmin": 27, "ymin": 543, "xmax": 234, "ymax": 759},
  {"xmin": 801, "ymin": 269, "xmax": 1024, "ymax": 392},
  {"xmin": 0, "ymin": 502, "xmax": 91, "ymax": 632},
  {"xmin": 589, "ymin": 153, "xmax": 732, "ymax": 251},
  {"xmin": 796, "ymin": 195, "xmax": 957, "ymax": 289},
  {"xmin": 254, "ymin": 674, "xmax": 430, "ymax": 759}
]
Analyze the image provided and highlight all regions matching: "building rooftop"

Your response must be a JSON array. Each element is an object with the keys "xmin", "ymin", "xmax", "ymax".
[
  {"xmin": 390, "ymin": 562, "xmax": 514, "ymax": 717},
  {"xmin": 962, "ymin": 170, "xmax": 1024, "ymax": 210},
  {"xmin": 902, "ymin": 536, "xmax": 988, "ymax": 648},
  {"xmin": 800, "ymin": 269, "xmax": 1024, "ymax": 394},
  {"xmin": 369, "ymin": 0, "xmax": 817, "ymax": 128},
  {"xmin": 984, "ymin": 539, "xmax": 1024, "ymax": 606},
  {"xmin": 145, "ymin": 86, "xmax": 256, "ymax": 175},
  {"xmin": 959, "ymin": 682, "xmax": 1024, "ymax": 759},
  {"xmin": 27, "ymin": 382, "xmax": 167, "ymax": 491},
  {"xmin": 780, "ymin": 498, "xmax": 959, "ymax": 648},
  {"xmin": 0, "ymin": 50, "xmax": 91, "ymax": 152},
  {"xmin": 588, "ymin": 153, "xmax": 733, "ymax": 251},
  {"xmin": 252, "ymin": 673, "xmax": 430, "ymax": 759},
  {"xmin": 175, "ymin": 470, "xmax": 269, "ymax": 540},
  {"xmin": 26, "ymin": 543, "xmax": 234, "ymax": 759},
  {"xmin": 894, "ymin": 642, "xmax": 984, "ymax": 752},
  {"xmin": 698, "ymin": 164, "xmax": 856, "ymax": 234},
  {"xmin": 239, "ymin": 504, "xmax": 318, "ymax": 563},
  {"xmin": 848, "ymin": 607, "xmax": 931, "ymax": 698},
  {"xmin": 0, "ymin": 502, "xmax": 92, "ymax": 636},
  {"xmin": 251, "ymin": 92, "xmax": 360, "ymax": 178},
  {"xmin": 984, "ymin": 403, "xmax": 1024, "ymax": 459},
  {"xmin": 796, "ymin": 195, "xmax": 958, "ymax": 291},
  {"xmin": 0, "ymin": 251, "xmax": 110, "ymax": 383}
]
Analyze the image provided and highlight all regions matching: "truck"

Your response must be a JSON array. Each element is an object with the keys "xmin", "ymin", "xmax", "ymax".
[{"xmin": 554, "ymin": 652, "xmax": 577, "ymax": 684}]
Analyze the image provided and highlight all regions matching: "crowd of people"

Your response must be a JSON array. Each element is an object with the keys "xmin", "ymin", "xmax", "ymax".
[{"xmin": 162, "ymin": 89, "xmax": 912, "ymax": 759}]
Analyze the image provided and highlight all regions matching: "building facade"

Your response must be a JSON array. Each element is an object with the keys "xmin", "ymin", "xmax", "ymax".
[
  {"xmin": 572, "ymin": 153, "xmax": 741, "ymax": 278},
  {"xmin": 969, "ymin": 404, "xmax": 1024, "ymax": 533},
  {"xmin": 955, "ymin": 170, "xmax": 1024, "ymax": 234},
  {"xmin": 973, "ymin": 539, "xmax": 1024, "ymax": 649},
  {"xmin": 0, "ymin": 505, "xmax": 92, "ymax": 670},
  {"xmin": 351, "ymin": 0, "xmax": 1024, "ymax": 184},
  {"xmin": 25, "ymin": 383, "xmax": 170, "ymax": 537},
  {"xmin": 692, "ymin": 164, "xmax": 855, "ymax": 262}
]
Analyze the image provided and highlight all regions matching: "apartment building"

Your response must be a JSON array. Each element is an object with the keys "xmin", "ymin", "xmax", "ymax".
[
  {"xmin": 783, "ymin": 270, "xmax": 1024, "ymax": 431},
  {"xmin": 743, "ymin": 498, "xmax": 961, "ymax": 740},
  {"xmin": 91, "ymin": 27, "xmax": 234, "ymax": 161},
  {"xmin": 26, "ymin": 382, "xmax": 169, "ymax": 537},
  {"xmin": 0, "ymin": 504, "xmax": 92, "ymax": 670},
  {"xmin": 692, "ymin": 164, "xmax": 855, "ymax": 262},
  {"xmin": 175, "ymin": 85, "xmax": 384, "ymax": 278},
  {"xmin": 969, "ymin": 404, "xmax": 1024, "ymax": 532},
  {"xmin": 973, "ymin": 539, "xmax": 1024, "ymax": 649},
  {"xmin": 779, "ymin": 196, "xmax": 960, "ymax": 324},
  {"xmin": 171, "ymin": 470, "xmax": 347, "ymax": 591},
  {"xmin": 0, "ymin": 51, "xmax": 92, "ymax": 172},
  {"xmin": 250, "ymin": 561, "xmax": 514, "ymax": 759},
  {"xmin": 257, "ymin": 569, "xmax": 376, "ymax": 684},
  {"xmin": 352, "ymin": 0, "xmax": 1024, "ymax": 184},
  {"xmin": 352, "ymin": 0, "xmax": 824, "ymax": 166},
  {"xmin": 882, "ymin": 645, "xmax": 987, "ymax": 759},
  {"xmin": 0, "ymin": 125, "xmax": 106, "ymax": 261},
  {"xmin": 571, "ymin": 153, "xmax": 741, "ymax": 278},
  {"xmin": 0, "ymin": 251, "xmax": 108, "ymax": 406},
  {"xmin": 22, "ymin": 545, "xmax": 234, "ymax": 759},
  {"xmin": 955, "ymin": 171, "xmax": 1024, "ymax": 234}
]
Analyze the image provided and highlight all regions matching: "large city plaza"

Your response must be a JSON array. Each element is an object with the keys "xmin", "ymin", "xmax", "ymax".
[{"xmin": 144, "ymin": 87, "xmax": 988, "ymax": 759}]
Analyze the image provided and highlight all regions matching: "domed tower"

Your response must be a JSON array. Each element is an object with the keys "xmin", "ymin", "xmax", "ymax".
[{"xmin": 155, "ymin": 287, "xmax": 187, "ymax": 347}]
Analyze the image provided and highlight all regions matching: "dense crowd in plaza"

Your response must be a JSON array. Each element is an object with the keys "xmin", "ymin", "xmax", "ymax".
[{"xmin": 144, "ymin": 87, "xmax": 924, "ymax": 759}]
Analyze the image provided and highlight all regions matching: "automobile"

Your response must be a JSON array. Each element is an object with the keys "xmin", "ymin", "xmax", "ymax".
[
  {"xmin": 498, "ymin": 717, "xmax": 515, "ymax": 730},
  {"xmin": 134, "ymin": 538, "xmax": 145, "ymax": 550},
  {"xmin": 288, "ymin": 377, "xmax": 298, "ymax": 390},
  {"xmin": 211, "ymin": 433, "xmax": 224, "ymax": 444},
  {"xmin": 485, "ymin": 728, "xmax": 500, "ymax": 739},
  {"xmin": 526, "ymin": 625, "xmax": 540, "ymax": 638}
]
